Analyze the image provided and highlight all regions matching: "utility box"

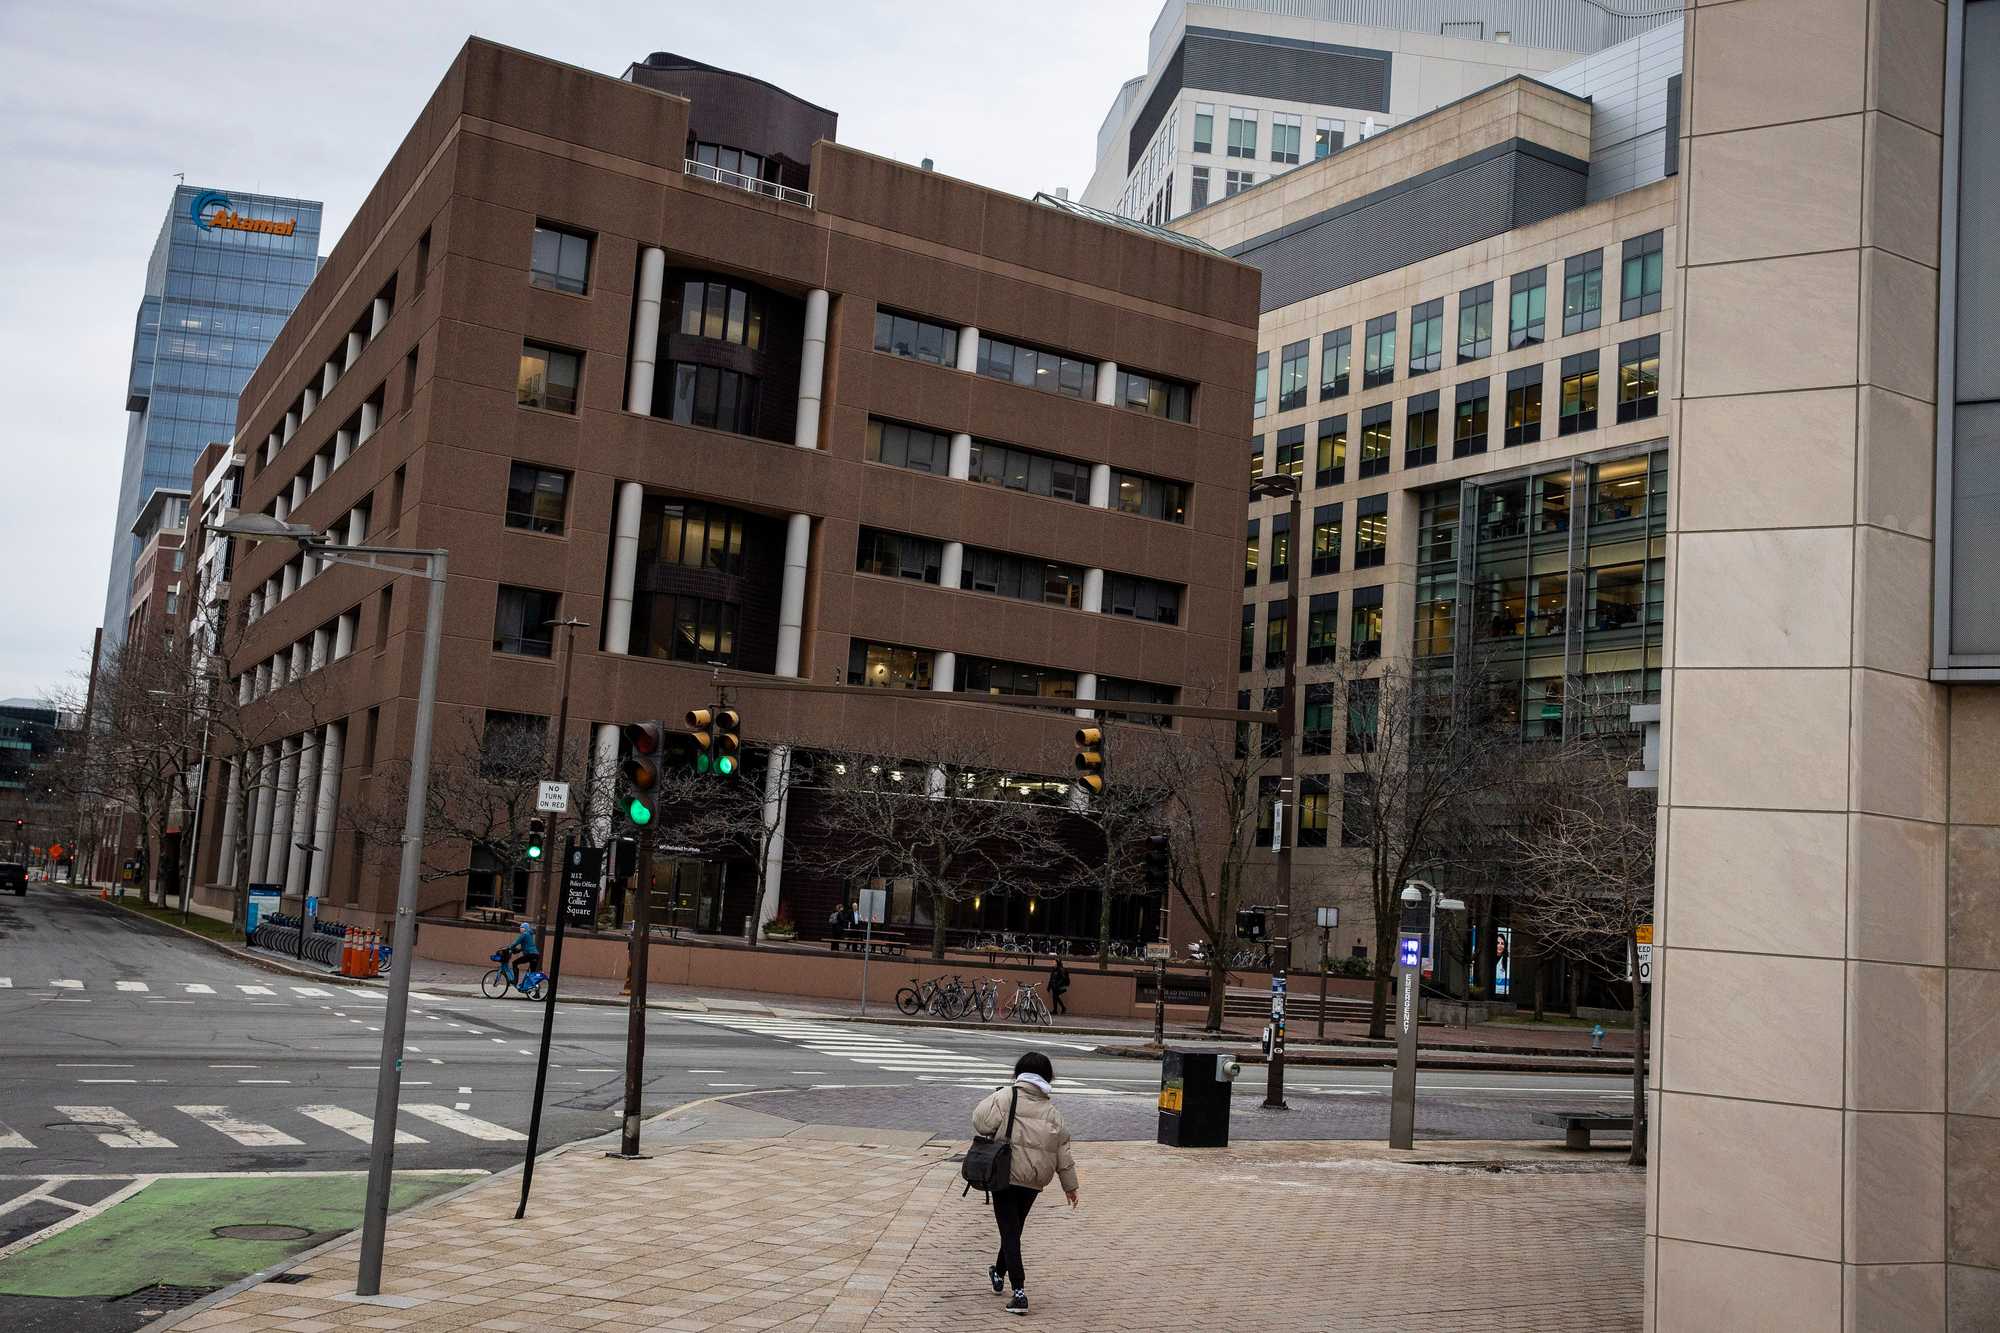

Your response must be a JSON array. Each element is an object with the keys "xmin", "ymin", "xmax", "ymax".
[{"xmin": 1157, "ymin": 1049, "xmax": 1239, "ymax": 1148}]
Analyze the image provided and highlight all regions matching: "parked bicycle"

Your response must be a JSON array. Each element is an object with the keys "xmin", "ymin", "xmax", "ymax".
[
  {"xmin": 481, "ymin": 948, "xmax": 548, "ymax": 1000},
  {"xmin": 1003, "ymin": 981, "xmax": 1052, "ymax": 1026}
]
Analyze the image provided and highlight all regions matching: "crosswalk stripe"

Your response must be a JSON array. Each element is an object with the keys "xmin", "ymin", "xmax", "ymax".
[
  {"xmin": 236, "ymin": 985, "xmax": 276, "ymax": 996},
  {"xmin": 402, "ymin": 1105, "xmax": 525, "ymax": 1141},
  {"xmin": 0, "ymin": 978, "xmax": 11, "ymax": 988},
  {"xmin": 290, "ymin": 987, "xmax": 331, "ymax": 997},
  {"xmin": 0, "ymin": 1122, "xmax": 31, "ymax": 1149},
  {"xmin": 176, "ymin": 1106, "xmax": 304, "ymax": 1147},
  {"xmin": 51, "ymin": 980, "xmax": 81, "ymax": 990},
  {"xmin": 298, "ymin": 1104, "xmax": 424, "ymax": 1145},
  {"xmin": 115, "ymin": 981, "xmax": 149, "ymax": 992},
  {"xmin": 56, "ymin": 1105, "xmax": 175, "ymax": 1149},
  {"xmin": 183, "ymin": 983, "xmax": 215, "ymax": 994}
]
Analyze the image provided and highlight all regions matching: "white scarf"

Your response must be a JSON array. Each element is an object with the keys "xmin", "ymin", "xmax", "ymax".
[{"xmin": 1015, "ymin": 1072, "xmax": 1053, "ymax": 1097}]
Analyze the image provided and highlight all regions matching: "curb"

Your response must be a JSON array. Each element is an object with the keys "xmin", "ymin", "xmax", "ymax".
[
  {"xmin": 67, "ymin": 888, "xmax": 373, "ymax": 988},
  {"xmin": 1093, "ymin": 1042, "xmax": 1635, "ymax": 1076}
]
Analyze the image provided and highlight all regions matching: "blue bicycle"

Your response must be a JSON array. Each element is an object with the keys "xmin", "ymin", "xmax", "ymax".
[{"xmin": 482, "ymin": 949, "xmax": 548, "ymax": 1000}]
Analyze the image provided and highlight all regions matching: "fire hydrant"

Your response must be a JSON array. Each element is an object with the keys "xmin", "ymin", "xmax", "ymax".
[{"xmin": 1590, "ymin": 1023, "xmax": 1607, "ymax": 1051}]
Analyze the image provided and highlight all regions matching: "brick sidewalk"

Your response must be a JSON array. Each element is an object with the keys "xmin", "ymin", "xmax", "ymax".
[{"xmin": 164, "ymin": 1102, "xmax": 1642, "ymax": 1332}]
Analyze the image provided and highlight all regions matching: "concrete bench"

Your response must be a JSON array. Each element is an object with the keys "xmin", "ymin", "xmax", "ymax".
[
  {"xmin": 1533, "ymin": 1112, "xmax": 1634, "ymax": 1150},
  {"xmin": 829, "ymin": 930, "xmax": 908, "ymax": 958}
]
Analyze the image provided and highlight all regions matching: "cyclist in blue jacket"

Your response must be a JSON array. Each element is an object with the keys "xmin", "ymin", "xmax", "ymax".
[{"xmin": 505, "ymin": 921, "xmax": 542, "ymax": 983}]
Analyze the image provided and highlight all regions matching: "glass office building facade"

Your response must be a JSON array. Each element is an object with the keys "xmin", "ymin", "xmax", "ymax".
[{"xmin": 102, "ymin": 185, "xmax": 321, "ymax": 638}]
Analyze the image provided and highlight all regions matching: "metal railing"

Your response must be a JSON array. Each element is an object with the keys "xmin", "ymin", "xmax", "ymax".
[{"xmin": 683, "ymin": 159, "xmax": 813, "ymax": 209}]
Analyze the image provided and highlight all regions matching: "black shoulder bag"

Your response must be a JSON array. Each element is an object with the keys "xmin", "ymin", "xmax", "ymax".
[{"xmin": 960, "ymin": 1087, "xmax": 1018, "ymax": 1198}]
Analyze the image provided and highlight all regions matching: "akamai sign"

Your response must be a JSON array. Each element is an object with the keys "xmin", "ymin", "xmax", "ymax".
[{"xmin": 190, "ymin": 190, "xmax": 297, "ymax": 237}]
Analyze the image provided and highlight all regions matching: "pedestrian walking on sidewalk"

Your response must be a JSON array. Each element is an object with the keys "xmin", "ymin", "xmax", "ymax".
[
  {"xmin": 971, "ymin": 1052, "xmax": 1080, "ymax": 1316},
  {"xmin": 1048, "ymin": 959, "xmax": 1070, "ymax": 1017}
]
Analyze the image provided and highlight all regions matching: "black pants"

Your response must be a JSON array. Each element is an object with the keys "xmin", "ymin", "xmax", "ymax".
[
  {"xmin": 1052, "ymin": 990, "xmax": 1067, "ymax": 1016},
  {"xmin": 990, "ymin": 1185, "xmax": 1039, "ymax": 1290}
]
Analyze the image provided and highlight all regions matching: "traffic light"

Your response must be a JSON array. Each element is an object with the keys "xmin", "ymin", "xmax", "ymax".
[
  {"xmin": 525, "ymin": 817, "xmax": 546, "ymax": 862},
  {"xmin": 685, "ymin": 707, "xmax": 716, "ymax": 775},
  {"xmin": 713, "ymin": 708, "xmax": 741, "ymax": 777},
  {"xmin": 1236, "ymin": 909, "xmax": 1266, "ymax": 941},
  {"xmin": 619, "ymin": 721, "xmax": 663, "ymax": 828},
  {"xmin": 1143, "ymin": 834, "xmax": 1170, "ymax": 891},
  {"xmin": 1073, "ymin": 726, "xmax": 1105, "ymax": 796}
]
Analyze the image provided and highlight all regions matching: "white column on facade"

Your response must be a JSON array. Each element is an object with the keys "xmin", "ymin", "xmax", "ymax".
[
  {"xmin": 344, "ymin": 330, "xmax": 364, "ymax": 371},
  {"xmin": 346, "ymin": 505, "xmax": 366, "ymax": 546},
  {"xmin": 755, "ymin": 745, "xmax": 792, "ymax": 939},
  {"xmin": 310, "ymin": 626, "xmax": 330, "ymax": 672},
  {"xmin": 932, "ymin": 651, "xmax": 957, "ymax": 693},
  {"xmin": 282, "ymin": 409, "xmax": 299, "ymax": 444},
  {"xmin": 238, "ymin": 672, "xmax": 253, "ymax": 706},
  {"xmin": 1082, "ymin": 567, "xmax": 1105, "ymax": 614},
  {"xmin": 332, "ymin": 427, "xmax": 354, "ymax": 470},
  {"xmin": 334, "ymin": 611, "xmax": 355, "ymax": 660},
  {"xmin": 955, "ymin": 327, "xmax": 979, "ymax": 373},
  {"xmin": 289, "ymin": 476, "xmax": 307, "ymax": 512},
  {"xmin": 271, "ymin": 651, "xmax": 289, "ymax": 692},
  {"xmin": 603, "ymin": 481, "xmax": 645, "ymax": 654},
  {"xmin": 216, "ymin": 761, "xmax": 242, "ymax": 886},
  {"xmin": 1094, "ymin": 359, "xmax": 1118, "ymax": 407},
  {"xmin": 938, "ymin": 541, "xmax": 964, "ymax": 589},
  {"xmin": 301, "ymin": 386, "xmax": 318, "ymax": 421},
  {"xmin": 279, "ymin": 562, "xmax": 297, "ymax": 601},
  {"xmin": 322, "ymin": 360, "xmax": 338, "ymax": 397},
  {"xmin": 248, "ymin": 747, "xmax": 277, "ymax": 883},
  {"xmin": 949, "ymin": 433, "xmax": 973, "ymax": 478},
  {"xmin": 1089, "ymin": 463, "xmax": 1112, "ymax": 508},
  {"xmin": 310, "ymin": 452, "xmax": 329, "ymax": 491},
  {"xmin": 774, "ymin": 512, "xmax": 811, "ymax": 676},
  {"xmin": 263, "ymin": 741, "xmax": 297, "ymax": 884},
  {"xmin": 793, "ymin": 288, "xmax": 830, "ymax": 449},
  {"xmin": 369, "ymin": 297, "xmax": 388, "ymax": 339},
  {"xmin": 589, "ymin": 724, "xmax": 620, "ymax": 850},
  {"xmin": 626, "ymin": 247, "xmax": 667, "ymax": 415},
  {"xmin": 273, "ymin": 494, "xmax": 289, "ymax": 523},
  {"xmin": 254, "ymin": 661, "xmax": 270, "ymax": 699},
  {"xmin": 307, "ymin": 722, "xmax": 343, "ymax": 901},
  {"xmin": 265, "ymin": 432, "xmax": 280, "ymax": 464},
  {"xmin": 358, "ymin": 399, "xmax": 380, "ymax": 444},
  {"xmin": 284, "ymin": 730, "xmax": 320, "ymax": 898}
]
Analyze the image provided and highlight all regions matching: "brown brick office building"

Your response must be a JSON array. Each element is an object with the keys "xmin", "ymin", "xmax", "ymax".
[{"xmin": 192, "ymin": 40, "xmax": 1258, "ymax": 941}]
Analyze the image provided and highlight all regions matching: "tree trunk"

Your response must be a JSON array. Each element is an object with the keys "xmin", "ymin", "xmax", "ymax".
[
  {"xmin": 1533, "ymin": 954, "xmax": 1546, "ymax": 1020},
  {"xmin": 1366, "ymin": 912, "xmax": 1396, "ymax": 1039},
  {"xmin": 1096, "ymin": 861, "xmax": 1114, "ymax": 972},
  {"xmin": 1204, "ymin": 952, "xmax": 1225, "ymax": 1031},
  {"xmin": 929, "ymin": 894, "xmax": 948, "ymax": 960}
]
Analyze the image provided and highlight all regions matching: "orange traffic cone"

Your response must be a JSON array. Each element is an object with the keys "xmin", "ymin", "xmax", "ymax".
[
  {"xmin": 365, "ymin": 930, "xmax": 381, "ymax": 978},
  {"xmin": 339, "ymin": 927, "xmax": 355, "ymax": 977}
]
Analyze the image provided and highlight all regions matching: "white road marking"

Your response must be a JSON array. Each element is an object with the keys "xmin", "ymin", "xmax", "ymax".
[
  {"xmin": 56, "ymin": 1106, "xmax": 175, "ymax": 1148},
  {"xmin": 57, "ymin": 1064, "xmax": 133, "ymax": 1069},
  {"xmin": 707, "ymin": 1083, "xmax": 753, "ymax": 1088},
  {"xmin": 791, "ymin": 1070, "xmax": 828, "ymax": 1075},
  {"xmin": 209, "ymin": 1065, "xmax": 258, "ymax": 1070},
  {"xmin": 291, "ymin": 987, "xmax": 331, "ymax": 997},
  {"xmin": 177, "ymin": 1106, "xmax": 303, "ymax": 1147},
  {"xmin": 115, "ymin": 981, "xmax": 149, "ymax": 992},
  {"xmin": 454, "ymin": 1102, "xmax": 471, "ymax": 1111},
  {"xmin": 0, "ymin": 1123, "xmax": 32, "ymax": 1150},
  {"xmin": 688, "ymin": 1069, "xmax": 727, "ymax": 1074},
  {"xmin": 147, "ymin": 999, "xmax": 196, "ymax": 1004},
  {"xmin": 183, "ymin": 984, "xmax": 215, "ymax": 994},
  {"xmin": 457, "ymin": 1086, "xmax": 472, "ymax": 1094},
  {"xmin": 237, "ymin": 985, "xmax": 276, "ymax": 996},
  {"xmin": 238, "ymin": 1079, "xmax": 291, "ymax": 1085},
  {"xmin": 77, "ymin": 1079, "xmax": 138, "ymax": 1084},
  {"xmin": 298, "ymin": 1105, "xmax": 424, "ymax": 1144},
  {"xmin": 576, "ymin": 1069, "xmax": 613, "ymax": 1074},
  {"xmin": 51, "ymin": 980, "xmax": 81, "ymax": 990},
  {"xmin": 0, "ymin": 978, "xmax": 9, "ymax": 988},
  {"xmin": 403, "ymin": 1105, "xmax": 524, "ymax": 1141}
]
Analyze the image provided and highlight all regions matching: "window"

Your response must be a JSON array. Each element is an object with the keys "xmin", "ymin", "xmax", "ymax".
[
  {"xmin": 1315, "ymin": 416, "xmax": 1347, "ymax": 486},
  {"xmin": 692, "ymin": 141, "xmax": 767, "ymax": 181},
  {"xmin": 1453, "ymin": 379, "xmax": 1489, "ymax": 458},
  {"xmin": 1341, "ymin": 773, "xmax": 1375, "ymax": 846},
  {"xmin": 530, "ymin": 224, "xmax": 591, "ymax": 294},
  {"xmin": 866, "ymin": 418, "xmax": 953, "ymax": 475},
  {"xmin": 1363, "ymin": 313, "xmax": 1397, "ymax": 389},
  {"xmin": 1224, "ymin": 169, "xmax": 1254, "ymax": 196},
  {"xmin": 874, "ymin": 308, "xmax": 958, "ymax": 365},
  {"xmin": 1277, "ymin": 340, "xmax": 1308, "ymax": 412},
  {"xmin": 1355, "ymin": 494, "xmax": 1388, "ymax": 569},
  {"xmin": 1350, "ymin": 585, "xmax": 1383, "ymax": 659},
  {"xmin": 1191, "ymin": 166, "xmax": 1210, "ymax": 210},
  {"xmin": 505, "ymin": 462, "xmax": 569, "ymax": 535},
  {"xmin": 1264, "ymin": 600, "xmax": 1289, "ymax": 669},
  {"xmin": 1269, "ymin": 511, "xmax": 1292, "ymax": 584},
  {"xmin": 517, "ymin": 342, "xmax": 579, "ymax": 413},
  {"xmin": 969, "ymin": 439, "xmax": 1092, "ymax": 503},
  {"xmin": 957, "ymin": 656, "xmax": 1078, "ymax": 698},
  {"xmin": 1311, "ymin": 503, "xmax": 1342, "ymax": 577},
  {"xmin": 1271, "ymin": 112, "xmax": 1302, "ymax": 164},
  {"xmin": 1408, "ymin": 299, "xmax": 1443, "ymax": 375},
  {"xmin": 1240, "ymin": 605, "xmax": 1255, "ymax": 672},
  {"xmin": 1249, "ymin": 436, "xmax": 1265, "ymax": 482},
  {"xmin": 1321, "ymin": 328, "xmax": 1351, "ymax": 399},
  {"xmin": 1404, "ymin": 391, "xmax": 1439, "ymax": 468},
  {"xmin": 1358, "ymin": 403, "xmax": 1392, "ymax": 479},
  {"xmin": 1252, "ymin": 351, "xmax": 1269, "ymax": 419},
  {"xmin": 672, "ymin": 277, "xmax": 765, "ymax": 349},
  {"xmin": 847, "ymin": 640, "xmax": 934, "ymax": 690},
  {"xmin": 978, "ymin": 334, "xmax": 1097, "ymax": 399},
  {"xmin": 1458, "ymin": 282, "xmax": 1493, "ymax": 362},
  {"xmin": 1617, "ymin": 335, "xmax": 1661, "ymax": 423},
  {"xmin": 664, "ymin": 363, "xmax": 758, "ymax": 433},
  {"xmin": 1104, "ymin": 572, "xmax": 1181, "ymax": 625},
  {"xmin": 1313, "ymin": 117, "xmax": 1344, "ymax": 158},
  {"xmin": 1505, "ymin": 365, "xmax": 1543, "ymax": 447},
  {"xmin": 1244, "ymin": 517, "xmax": 1260, "ymax": 587},
  {"xmin": 1193, "ymin": 103, "xmax": 1214, "ymax": 153},
  {"xmin": 1559, "ymin": 351, "xmax": 1600, "ymax": 436},
  {"xmin": 856, "ymin": 528, "xmax": 943, "ymax": 583},
  {"xmin": 631, "ymin": 593, "xmax": 739, "ymax": 665},
  {"xmin": 1298, "ymin": 775, "xmax": 1330, "ymax": 847},
  {"xmin": 639, "ymin": 499, "xmax": 748, "ymax": 575},
  {"xmin": 1346, "ymin": 678, "xmax": 1380, "ymax": 753},
  {"xmin": 1112, "ymin": 470, "xmax": 1188, "ymax": 523},
  {"xmin": 1621, "ymin": 231, "xmax": 1665, "ymax": 319},
  {"xmin": 1508, "ymin": 268, "xmax": 1547, "ymax": 349},
  {"xmin": 1227, "ymin": 107, "xmax": 1257, "ymax": 158},
  {"xmin": 1097, "ymin": 677, "xmax": 1178, "ymax": 727},
  {"xmin": 1306, "ymin": 591, "xmax": 1340, "ymax": 663},
  {"xmin": 1562, "ymin": 250, "xmax": 1603, "ymax": 335},
  {"xmin": 962, "ymin": 547, "xmax": 1085, "ymax": 608},
  {"xmin": 1116, "ymin": 368, "xmax": 1194, "ymax": 421},
  {"xmin": 1275, "ymin": 425, "xmax": 1305, "ymax": 478},
  {"xmin": 493, "ymin": 586, "xmax": 559, "ymax": 657},
  {"xmin": 1303, "ymin": 682, "xmax": 1334, "ymax": 754}
]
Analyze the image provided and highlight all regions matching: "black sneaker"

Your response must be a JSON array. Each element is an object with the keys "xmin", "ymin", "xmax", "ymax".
[
  {"xmin": 1006, "ymin": 1290, "xmax": 1028, "ymax": 1316},
  {"xmin": 989, "ymin": 1266, "xmax": 1004, "ymax": 1295}
]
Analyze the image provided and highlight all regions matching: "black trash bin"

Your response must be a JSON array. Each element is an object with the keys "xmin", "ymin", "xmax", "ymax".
[{"xmin": 1157, "ymin": 1049, "xmax": 1238, "ymax": 1147}]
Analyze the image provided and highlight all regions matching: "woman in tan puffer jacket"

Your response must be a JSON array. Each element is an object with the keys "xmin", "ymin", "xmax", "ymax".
[{"xmin": 970, "ymin": 1052, "xmax": 1079, "ymax": 1316}]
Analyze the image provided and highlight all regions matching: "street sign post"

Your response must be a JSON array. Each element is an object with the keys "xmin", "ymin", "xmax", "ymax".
[
  {"xmin": 1315, "ymin": 906, "xmax": 1339, "ymax": 1040},
  {"xmin": 1145, "ymin": 941, "xmax": 1172, "ymax": 1043},
  {"xmin": 1390, "ymin": 929, "xmax": 1423, "ymax": 1150},
  {"xmin": 856, "ymin": 887, "xmax": 886, "ymax": 1015},
  {"xmin": 536, "ymin": 781, "xmax": 570, "ymax": 814},
  {"xmin": 518, "ymin": 838, "xmax": 597, "ymax": 1217},
  {"xmin": 562, "ymin": 846, "xmax": 603, "ymax": 932}
]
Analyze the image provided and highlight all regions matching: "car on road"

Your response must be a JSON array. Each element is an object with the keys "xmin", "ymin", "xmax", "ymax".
[{"xmin": 0, "ymin": 862, "xmax": 25, "ymax": 895}]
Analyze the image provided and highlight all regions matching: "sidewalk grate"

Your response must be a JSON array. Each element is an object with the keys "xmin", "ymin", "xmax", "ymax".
[{"xmin": 117, "ymin": 1283, "xmax": 217, "ymax": 1311}]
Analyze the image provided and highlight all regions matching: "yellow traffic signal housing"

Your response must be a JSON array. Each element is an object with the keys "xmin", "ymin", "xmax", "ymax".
[{"xmin": 1073, "ymin": 725, "xmax": 1105, "ymax": 796}]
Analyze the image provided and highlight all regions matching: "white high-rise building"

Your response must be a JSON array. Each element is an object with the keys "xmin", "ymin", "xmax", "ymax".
[{"xmin": 1081, "ymin": 0, "xmax": 1675, "ymax": 225}]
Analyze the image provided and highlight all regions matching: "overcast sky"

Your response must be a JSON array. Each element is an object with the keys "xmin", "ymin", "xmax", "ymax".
[{"xmin": 0, "ymin": 0, "xmax": 1162, "ymax": 701}]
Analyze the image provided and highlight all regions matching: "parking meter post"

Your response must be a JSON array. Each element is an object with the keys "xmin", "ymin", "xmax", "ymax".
[
  {"xmin": 1318, "ymin": 925, "xmax": 1331, "ymax": 1041},
  {"xmin": 1390, "ymin": 926, "xmax": 1423, "ymax": 1150},
  {"xmin": 613, "ymin": 828, "xmax": 653, "ymax": 1160},
  {"xmin": 860, "ymin": 916, "xmax": 872, "ymax": 1017}
]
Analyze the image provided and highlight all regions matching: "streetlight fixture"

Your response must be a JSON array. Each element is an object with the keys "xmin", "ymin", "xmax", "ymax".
[
  {"xmin": 208, "ymin": 511, "xmax": 448, "ymax": 1298},
  {"xmin": 1247, "ymin": 471, "xmax": 1302, "ymax": 1111}
]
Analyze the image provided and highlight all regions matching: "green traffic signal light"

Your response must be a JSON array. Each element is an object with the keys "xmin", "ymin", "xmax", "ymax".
[
  {"xmin": 526, "ymin": 843, "xmax": 542, "ymax": 860},
  {"xmin": 626, "ymin": 797, "xmax": 654, "ymax": 826},
  {"xmin": 716, "ymin": 754, "xmax": 735, "ymax": 776}
]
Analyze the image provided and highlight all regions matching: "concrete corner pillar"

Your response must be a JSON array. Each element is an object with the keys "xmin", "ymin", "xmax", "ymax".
[
  {"xmin": 1089, "ymin": 463, "xmax": 1113, "ymax": 509},
  {"xmin": 794, "ymin": 288, "xmax": 830, "ymax": 449},
  {"xmin": 603, "ymin": 481, "xmax": 644, "ymax": 654},
  {"xmin": 216, "ymin": 761, "xmax": 242, "ymax": 887},
  {"xmin": 939, "ymin": 540, "xmax": 964, "ymax": 589},
  {"xmin": 627, "ymin": 247, "xmax": 667, "ymax": 415},
  {"xmin": 775, "ymin": 513, "xmax": 811, "ymax": 676},
  {"xmin": 956, "ymin": 326, "xmax": 980, "ymax": 373},
  {"xmin": 1095, "ymin": 360, "xmax": 1118, "ymax": 406},
  {"xmin": 344, "ymin": 331, "xmax": 364, "ymax": 371},
  {"xmin": 1082, "ymin": 567, "xmax": 1105, "ymax": 615},
  {"xmin": 307, "ymin": 722, "xmax": 343, "ymax": 901},
  {"xmin": 369, "ymin": 296, "xmax": 388, "ymax": 339},
  {"xmin": 332, "ymin": 427, "xmax": 354, "ymax": 470}
]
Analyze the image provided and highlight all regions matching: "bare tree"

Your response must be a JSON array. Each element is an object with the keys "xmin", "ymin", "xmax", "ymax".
[
  {"xmin": 1035, "ymin": 728, "xmax": 1177, "ymax": 968},
  {"xmin": 638, "ymin": 739, "xmax": 811, "ymax": 942}
]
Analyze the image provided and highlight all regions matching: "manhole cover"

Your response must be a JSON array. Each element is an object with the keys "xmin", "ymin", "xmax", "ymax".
[
  {"xmin": 213, "ymin": 1223, "xmax": 314, "ymax": 1241},
  {"xmin": 117, "ymin": 1283, "xmax": 215, "ymax": 1310}
]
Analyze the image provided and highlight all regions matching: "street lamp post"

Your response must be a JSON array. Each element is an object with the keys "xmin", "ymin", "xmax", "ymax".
[
  {"xmin": 208, "ymin": 513, "xmax": 448, "ymax": 1299},
  {"xmin": 1248, "ymin": 472, "xmax": 1302, "ymax": 1111}
]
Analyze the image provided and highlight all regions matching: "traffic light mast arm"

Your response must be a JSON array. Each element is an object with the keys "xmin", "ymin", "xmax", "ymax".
[{"xmin": 715, "ymin": 674, "xmax": 1279, "ymax": 725}]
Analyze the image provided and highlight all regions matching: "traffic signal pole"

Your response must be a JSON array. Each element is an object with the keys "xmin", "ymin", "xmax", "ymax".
[
  {"xmin": 1261, "ymin": 481, "xmax": 1302, "ymax": 1112},
  {"xmin": 615, "ymin": 826, "xmax": 654, "ymax": 1159}
]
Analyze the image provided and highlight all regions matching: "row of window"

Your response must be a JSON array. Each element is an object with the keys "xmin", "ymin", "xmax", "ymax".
[
  {"xmin": 865, "ymin": 417, "xmax": 1189, "ymax": 524},
  {"xmin": 1193, "ymin": 104, "xmax": 1347, "ymax": 164},
  {"xmin": 1240, "ymin": 586, "xmax": 1387, "ymax": 674},
  {"xmin": 1252, "ymin": 231, "xmax": 1667, "ymax": 417},
  {"xmin": 845, "ymin": 640, "xmax": 1177, "ymax": 718},
  {"xmin": 855, "ymin": 527, "xmax": 1182, "ymax": 623},
  {"xmin": 874, "ymin": 307, "xmax": 1194, "ymax": 422}
]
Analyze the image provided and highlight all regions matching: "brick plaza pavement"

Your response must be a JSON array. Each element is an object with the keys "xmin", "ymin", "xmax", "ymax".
[{"xmin": 161, "ymin": 1100, "xmax": 1642, "ymax": 1333}]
